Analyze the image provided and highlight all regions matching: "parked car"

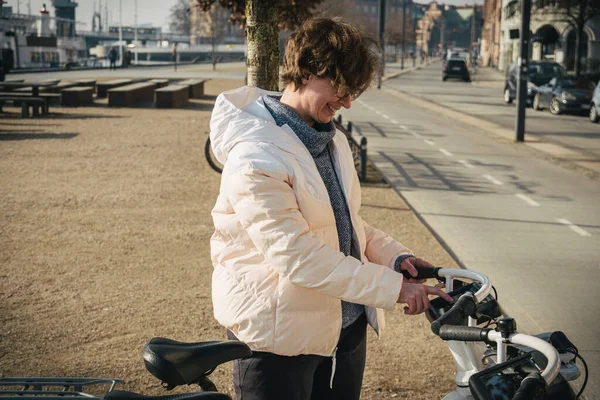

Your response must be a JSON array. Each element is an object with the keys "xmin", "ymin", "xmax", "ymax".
[
  {"xmin": 503, "ymin": 60, "xmax": 567, "ymax": 105},
  {"xmin": 442, "ymin": 58, "xmax": 471, "ymax": 82},
  {"xmin": 532, "ymin": 76, "xmax": 595, "ymax": 115},
  {"xmin": 590, "ymin": 80, "xmax": 600, "ymax": 123}
]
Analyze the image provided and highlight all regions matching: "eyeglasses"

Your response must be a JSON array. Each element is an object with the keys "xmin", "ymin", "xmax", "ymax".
[{"xmin": 329, "ymin": 78, "xmax": 364, "ymax": 101}]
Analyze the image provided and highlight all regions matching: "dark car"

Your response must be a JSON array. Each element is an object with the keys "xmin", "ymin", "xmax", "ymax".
[
  {"xmin": 590, "ymin": 80, "xmax": 600, "ymax": 123},
  {"xmin": 442, "ymin": 58, "xmax": 471, "ymax": 82},
  {"xmin": 503, "ymin": 60, "xmax": 567, "ymax": 105},
  {"xmin": 532, "ymin": 76, "xmax": 595, "ymax": 115}
]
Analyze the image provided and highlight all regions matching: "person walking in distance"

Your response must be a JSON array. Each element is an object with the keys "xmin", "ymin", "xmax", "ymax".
[
  {"xmin": 208, "ymin": 16, "xmax": 453, "ymax": 400},
  {"xmin": 108, "ymin": 46, "xmax": 117, "ymax": 70}
]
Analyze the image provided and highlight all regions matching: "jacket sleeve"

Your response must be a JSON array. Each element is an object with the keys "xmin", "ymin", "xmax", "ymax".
[
  {"xmin": 361, "ymin": 217, "xmax": 413, "ymax": 269},
  {"xmin": 224, "ymin": 164, "xmax": 403, "ymax": 311}
]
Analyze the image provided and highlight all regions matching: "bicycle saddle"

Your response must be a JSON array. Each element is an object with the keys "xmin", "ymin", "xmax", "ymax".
[
  {"xmin": 105, "ymin": 390, "xmax": 232, "ymax": 400},
  {"xmin": 143, "ymin": 338, "xmax": 252, "ymax": 389}
]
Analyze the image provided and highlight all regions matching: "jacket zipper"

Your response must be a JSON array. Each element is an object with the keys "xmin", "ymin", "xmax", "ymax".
[{"xmin": 330, "ymin": 346, "xmax": 338, "ymax": 389}]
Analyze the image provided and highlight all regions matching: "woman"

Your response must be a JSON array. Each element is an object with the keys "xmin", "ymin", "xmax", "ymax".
[{"xmin": 209, "ymin": 17, "xmax": 452, "ymax": 400}]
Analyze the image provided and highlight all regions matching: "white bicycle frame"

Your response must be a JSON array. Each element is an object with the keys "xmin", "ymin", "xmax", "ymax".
[{"xmin": 435, "ymin": 268, "xmax": 560, "ymax": 400}]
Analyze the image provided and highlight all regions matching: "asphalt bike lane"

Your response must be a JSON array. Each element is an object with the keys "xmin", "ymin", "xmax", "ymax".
[
  {"xmin": 385, "ymin": 62, "xmax": 600, "ymax": 170},
  {"xmin": 340, "ymin": 72, "xmax": 600, "ymax": 398}
]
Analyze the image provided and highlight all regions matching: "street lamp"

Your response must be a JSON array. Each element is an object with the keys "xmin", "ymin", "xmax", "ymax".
[
  {"xmin": 134, "ymin": 0, "xmax": 138, "ymax": 65},
  {"xmin": 401, "ymin": 0, "xmax": 406, "ymax": 70},
  {"xmin": 118, "ymin": 0, "xmax": 123, "ymax": 68}
]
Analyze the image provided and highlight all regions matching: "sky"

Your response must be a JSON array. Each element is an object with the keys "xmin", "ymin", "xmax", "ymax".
[
  {"xmin": 7, "ymin": 0, "xmax": 484, "ymax": 33},
  {"xmin": 7, "ymin": 0, "xmax": 180, "ymax": 32}
]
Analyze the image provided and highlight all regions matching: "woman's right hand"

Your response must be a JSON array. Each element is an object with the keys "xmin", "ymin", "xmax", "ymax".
[{"xmin": 398, "ymin": 282, "xmax": 453, "ymax": 315}]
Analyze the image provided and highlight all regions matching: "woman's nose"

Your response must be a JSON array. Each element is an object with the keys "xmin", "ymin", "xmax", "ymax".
[{"xmin": 340, "ymin": 96, "xmax": 352, "ymax": 109}]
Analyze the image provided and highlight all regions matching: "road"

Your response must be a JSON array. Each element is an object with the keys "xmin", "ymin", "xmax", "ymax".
[
  {"xmin": 386, "ymin": 62, "xmax": 600, "ymax": 164},
  {"xmin": 341, "ymin": 62, "xmax": 600, "ymax": 398}
]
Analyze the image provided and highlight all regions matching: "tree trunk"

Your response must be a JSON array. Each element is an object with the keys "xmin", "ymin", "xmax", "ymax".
[{"xmin": 245, "ymin": 0, "xmax": 280, "ymax": 90}]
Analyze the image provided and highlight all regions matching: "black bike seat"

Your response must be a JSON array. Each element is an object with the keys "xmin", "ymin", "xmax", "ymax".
[
  {"xmin": 105, "ymin": 390, "xmax": 231, "ymax": 400},
  {"xmin": 143, "ymin": 338, "xmax": 252, "ymax": 388}
]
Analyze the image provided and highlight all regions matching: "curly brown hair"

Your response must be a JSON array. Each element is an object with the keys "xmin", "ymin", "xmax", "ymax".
[{"xmin": 281, "ymin": 17, "xmax": 381, "ymax": 99}]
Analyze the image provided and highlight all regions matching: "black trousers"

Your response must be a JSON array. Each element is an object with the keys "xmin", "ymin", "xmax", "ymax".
[{"xmin": 227, "ymin": 313, "xmax": 367, "ymax": 400}]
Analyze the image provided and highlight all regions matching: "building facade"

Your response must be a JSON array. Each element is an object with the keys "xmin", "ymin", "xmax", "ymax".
[
  {"xmin": 481, "ymin": 0, "xmax": 502, "ymax": 66},
  {"xmin": 498, "ymin": 0, "xmax": 600, "ymax": 72}
]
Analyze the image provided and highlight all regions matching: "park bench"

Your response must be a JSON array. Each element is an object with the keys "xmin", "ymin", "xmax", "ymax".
[
  {"xmin": 108, "ymin": 81, "xmax": 157, "ymax": 107},
  {"xmin": 61, "ymin": 87, "xmax": 95, "ymax": 107},
  {"xmin": 97, "ymin": 79, "xmax": 134, "ymax": 98},
  {"xmin": 177, "ymin": 79, "xmax": 206, "ymax": 98},
  {"xmin": 0, "ymin": 96, "xmax": 48, "ymax": 117},
  {"xmin": 155, "ymin": 85, "xmax": 189, "ymax": 108},
  {"xmin": 0, "ymin": 91, "xmax": 60, "ymax": 108},
  {"xmin": 150, "ymin": 79, "xmax": 169, "ymax": 89}
]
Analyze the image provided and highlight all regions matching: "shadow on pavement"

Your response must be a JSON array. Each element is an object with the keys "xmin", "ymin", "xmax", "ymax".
[{"xmin": 0, "ymin": 132, "xmax": 79, "ymax": 140}]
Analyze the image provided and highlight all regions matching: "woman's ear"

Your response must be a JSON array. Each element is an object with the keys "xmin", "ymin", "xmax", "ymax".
[{"xmin": 300, "ymin": 70, "xmax": 311, "ymax": 85}]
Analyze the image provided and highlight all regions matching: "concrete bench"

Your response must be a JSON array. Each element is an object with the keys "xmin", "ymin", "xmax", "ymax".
[
  {"xmin": 177, "ymin": 79, "xmax": 206, "ymax": 99},
  {"xmin": 108, "ymin": 81, "xmax": 157, "ymax": 107},
  {"xmin": 42, "ymin": 81, "xmax": 80, "ymax": 94},
  {"xmin": 155, "ymin": 85, "xmax": 189, "ymax": 108},
  {"xmin": 61, "ymin": 87, "xmax": 94, "ymax": 107},
  {"xmin": 0, "ymin": 96, "xmax": 48, "ymax": 117},
  {"xmin": 75, "ymin": 79, "xmax": 97, "ymax": 92},
  {"xmin": 97, "ymin": 79, "xmax": 134, "ymax": 98},
  {"xmin": 150, "ymin": 79, "xmax": 169, "ymax": 89}
]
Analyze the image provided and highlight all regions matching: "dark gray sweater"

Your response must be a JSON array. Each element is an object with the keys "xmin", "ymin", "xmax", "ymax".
[{"xmin": 263, "ymin": 95, "xmax": 365, "ymax": 328}]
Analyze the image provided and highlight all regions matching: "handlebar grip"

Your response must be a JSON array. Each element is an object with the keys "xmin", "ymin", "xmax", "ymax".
[
  {"xmin": 512, "ymin": 372, "xmax": 546, "ymax": 400},
  {"xmin": 400, "ymin": 266, "xmax": 442, "ymax": 280},
  {"xmin": 438, "ymin": 325, "xmax": 492, "ymax": 342},
  {"xmin": 430, "ymin": 292, "xmax": 477, "ymax": 336}
]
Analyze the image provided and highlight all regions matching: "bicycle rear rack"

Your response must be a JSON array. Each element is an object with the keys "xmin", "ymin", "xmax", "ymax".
[{"xmin": 0, "ymin": 378, "xmax": 124, "ymax": 400}]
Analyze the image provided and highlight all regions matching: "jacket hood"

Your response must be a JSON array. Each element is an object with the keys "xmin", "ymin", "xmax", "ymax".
[{"xmin": 209, "ymin": 86, "xmax": 306, "ymax": 165}]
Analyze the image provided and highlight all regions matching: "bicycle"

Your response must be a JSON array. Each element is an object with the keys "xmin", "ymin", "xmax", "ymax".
[
  {"xmin": 142, "ymin": 267, "xmax": 588, "ymax": 400},
  {"xmin": 402, "ymin": 266, "xmax": 589, "ymax": 400},
  {"xmin": 2, "ymin": 267, "xmax": 589, "ymax": 400},
  {"xmin": 205, "ymin": 137, "xmax": 223, "ymax": 174}
]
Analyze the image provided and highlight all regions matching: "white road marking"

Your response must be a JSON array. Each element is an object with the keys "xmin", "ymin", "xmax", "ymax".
[
  {"xmin": 409, "ymin": 131, "xmax": 422, "ymax": 138},
  {"xmin": 556, "ymin": 219, "xmax": 592, "ymax": 237},
  {"xmin": 382, "ymin": 114, "xmax": 390, "ymax": 120},
  {"xmin": 399, "ymin": 125, "xmax": 407, "ymax": 130},
  {"xmin": 425, "ymin": 139, "xmax": 435, "ymax": 146},
  {"xmin": 439, "ymin": 148, "xmax": 454, "ymax": 156},
  {"xmin": 483, "ymin": 174, "xmax": 503, "ymax": 185},
  {"xmin": 515, "ymin": 194, "xmax": 540, "ymax": 207},
  {"xmin": 391, "ymin": 120, "xmax": 399, "ymax": 124},
  {"xmin": 458, "ymin": 160, "xmax": 475, "ymax": 168}
]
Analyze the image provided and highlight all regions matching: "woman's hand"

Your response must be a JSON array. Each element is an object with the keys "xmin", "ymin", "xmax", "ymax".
[{"xmin": 397, "ymin": 281, "xmax": 454, "ymax": 315}]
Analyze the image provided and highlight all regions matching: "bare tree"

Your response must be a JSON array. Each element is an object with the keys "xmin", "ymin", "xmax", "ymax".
[
  {"xmin": 169, "ymin": 0, "xmax": 191, "ymax": 35},
  {"xmin": 195, "ymin": 0, "xmax": 325, "ymax": 90}
]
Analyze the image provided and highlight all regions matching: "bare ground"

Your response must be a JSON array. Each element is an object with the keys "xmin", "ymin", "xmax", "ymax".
[{"xmin": 0, "ymin": 77, "xmax": 459, "ymax": 399}]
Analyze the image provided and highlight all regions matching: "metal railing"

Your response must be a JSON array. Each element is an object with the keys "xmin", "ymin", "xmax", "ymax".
[{"xmin": 334, "ymin": 115, "xmax": 368, "ymax": 182}]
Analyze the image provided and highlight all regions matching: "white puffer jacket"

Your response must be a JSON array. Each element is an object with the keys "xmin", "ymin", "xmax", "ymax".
[{"xmin": 209, "ymin": 86, "xmax": 412, "ymax": 357}]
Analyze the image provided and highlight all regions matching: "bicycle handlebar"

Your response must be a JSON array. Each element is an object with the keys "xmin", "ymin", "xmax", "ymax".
[
  {"xmin": 430, "ymin": 293, "xmax": 477, "ymax": 336},
  {"xmin": 400, "ymin": 266, "xmax": 442, "ymax": 281},
  {"xmin": 431, "ymin": 267, "xmax": 561, "ymax": 386}
]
